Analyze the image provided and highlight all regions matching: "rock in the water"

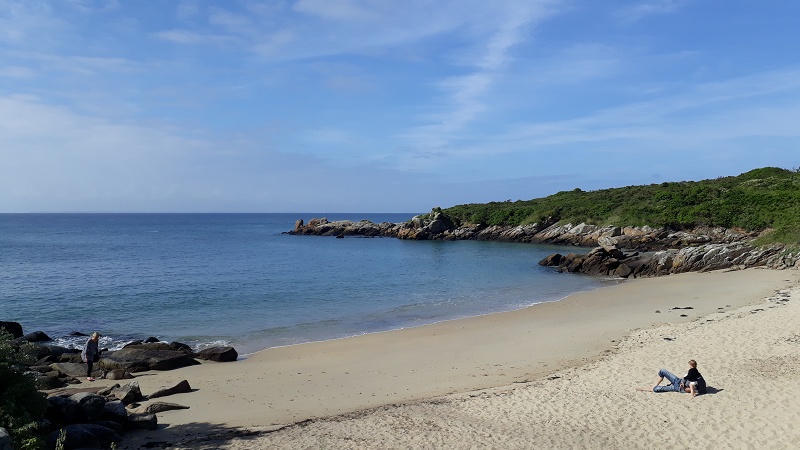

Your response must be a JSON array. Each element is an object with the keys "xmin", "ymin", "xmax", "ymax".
[
  {"xmin": 0, "ymin": 321, "xmax": 23, "ymax": 339},
  {"xmin": 17, "ymin": 330, "xmax": 52, "ymax": 342}
]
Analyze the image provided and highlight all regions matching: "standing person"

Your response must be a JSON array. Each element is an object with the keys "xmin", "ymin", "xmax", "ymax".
[{"xmin": 81, "ymin": 332, "xmax": 101, "ymax": 381}]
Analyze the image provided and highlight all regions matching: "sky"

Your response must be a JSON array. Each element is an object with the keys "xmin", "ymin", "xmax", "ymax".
[{"xmin": 1, "ymin": 1, "xmax": 798, "ymax": 213}]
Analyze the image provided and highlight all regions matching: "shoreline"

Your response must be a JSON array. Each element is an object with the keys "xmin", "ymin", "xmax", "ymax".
[{"xmin": 113, "ymin": 267, "xmax": 797, "ymax": 448}]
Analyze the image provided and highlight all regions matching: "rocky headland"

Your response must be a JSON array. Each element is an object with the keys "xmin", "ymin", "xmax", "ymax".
[{"xmin": 288, "ymin": 209, "xmax": 799, "ymax": 278}]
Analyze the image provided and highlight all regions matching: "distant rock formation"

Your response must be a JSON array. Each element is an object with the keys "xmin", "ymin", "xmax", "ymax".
[{"xmin": 287, "ymin": 209, "xmax": 800, "ymax": 277}]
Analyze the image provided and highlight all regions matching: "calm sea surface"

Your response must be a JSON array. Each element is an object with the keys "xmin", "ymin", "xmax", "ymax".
[{"xmin": 0, "ymin": 214, "xmax": 617, "ymax": 355}]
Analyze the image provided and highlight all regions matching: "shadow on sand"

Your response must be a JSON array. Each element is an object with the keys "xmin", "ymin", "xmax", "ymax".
[{"xmin": 117, "ymin": 421, "xmax": 275, "ymax": 450}]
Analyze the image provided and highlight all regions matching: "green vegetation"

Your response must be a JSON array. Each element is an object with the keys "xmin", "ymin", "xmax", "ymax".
[
  {"xmin": 442, "ymin": 167, "xmax": 800, "ymax": 245},
  {"xmin": 0, "ymin": 331, "xmax": 48, "ymax": 450}
]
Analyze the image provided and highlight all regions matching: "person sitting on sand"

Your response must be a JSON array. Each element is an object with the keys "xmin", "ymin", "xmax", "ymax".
[
  {"xmin": 683, "ymin": 359, "xmax": 706, "ymax": 396},
  {"xmin": 638, "ymin": 359, "xmax": 706, "ymax": 397}
]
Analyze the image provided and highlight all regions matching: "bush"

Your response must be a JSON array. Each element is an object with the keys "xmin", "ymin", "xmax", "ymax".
[{"xmin": 0, "ymin": 331, "xmax": 48, "ymax": 450}]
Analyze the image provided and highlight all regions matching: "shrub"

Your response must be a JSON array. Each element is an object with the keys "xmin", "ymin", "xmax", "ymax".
[{"xmin": 0, "ymin": 331, "xmax": 48, "ymax": 450}]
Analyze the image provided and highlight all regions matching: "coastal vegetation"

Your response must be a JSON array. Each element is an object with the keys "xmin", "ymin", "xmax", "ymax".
[
  {"xmin": 0, "ymin": 332, "xmax": 48, "ymax": 450},
  {"xmin": 442, "ymin": 167, "xmax": 800, "ymax": 245}
]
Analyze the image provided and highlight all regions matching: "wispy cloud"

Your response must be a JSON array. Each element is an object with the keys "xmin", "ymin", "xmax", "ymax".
[
  {"xmin": 398, "ymin": 2, "xmax": 556, "ymax": 167},
  {"xmin": 614, "ymin": 0, "xmax": 686, "ymax": 22}
]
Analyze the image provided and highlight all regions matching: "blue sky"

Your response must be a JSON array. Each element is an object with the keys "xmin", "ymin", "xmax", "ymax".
[{"xmin": 1, "ymin": 0, "xmax": 798, "ymax": 213}]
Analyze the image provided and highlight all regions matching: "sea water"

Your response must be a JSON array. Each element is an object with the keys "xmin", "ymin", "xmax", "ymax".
[{"xmin": 0, "ymin": 213, "xmax": 616, "ymax": 355}]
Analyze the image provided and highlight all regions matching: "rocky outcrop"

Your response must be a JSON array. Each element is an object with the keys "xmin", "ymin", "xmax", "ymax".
[
  {"xmin": 538, "ymin": 240, "xmax": 797, "ymax": 278},
  {"xmin": 288, "ymin": 209, "xmax": 800, "ymax": 276},
  {"xmin": 44, "ymin": 378, "xmax": 196, "ymax": 448}
]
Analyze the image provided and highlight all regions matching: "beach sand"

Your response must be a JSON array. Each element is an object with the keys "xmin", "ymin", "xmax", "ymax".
[{"xmin": 114, "ymin": 268, "xmax": 800, "ymax": 449}]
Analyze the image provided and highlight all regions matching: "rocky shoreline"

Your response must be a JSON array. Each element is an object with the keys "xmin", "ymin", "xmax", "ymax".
[
  {"xmin": 0, "ymin": 323, "xmax": 239, "ymax": 449},
  {"xmin": 288, "ymin": 209, "xmax": 800, "ymax": 277}
]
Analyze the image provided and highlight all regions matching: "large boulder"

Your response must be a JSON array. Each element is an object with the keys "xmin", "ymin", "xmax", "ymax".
[
  {"xmin": 69, "ymin": 392, "xmax": 107, "ymax": 423},
  {"xmin": 103, "ymin": 400, "xmax": 128, "ymax": 423},
  {"xmin": 47, "ymin": 423, "xmax": 121, "ymax": 450},
  {"xmin": 0, "ymin": 321, "xmax": 23, "ymax": 339},
  {"xmin": 194, "ymin": 346, "xmax": 238, "ymax": 362},
  {"xmin": 102, "ymin": 345, "xmax": 199, "ymax": 372},
  {"xmin": 16, "ymin": 331, "xmax": 52, "ymax": 343}
]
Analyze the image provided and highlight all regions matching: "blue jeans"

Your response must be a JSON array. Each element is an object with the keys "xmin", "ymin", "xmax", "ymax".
[{"xmin": 653, "ymin": 369, "xmax": 684, "ymax": 392}]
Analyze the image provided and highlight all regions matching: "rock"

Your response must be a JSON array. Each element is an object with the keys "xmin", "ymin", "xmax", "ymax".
[
  {"xmin": 139, "ymin": 402, "xmax": 190, "ymax": 414},
  {"xmin": 104, "ymin": 368, "xmax": 135, "ymax": 380},
  {"xmin": 538, "ymin": 253, "xmax": 563, "ymax": 266},
  {"xmin": 111, "ymin": 381, "xmax": 143, "ymax": 405},
  {"xmin": 69, "ymin": 392, "xmax": 107, "ymax": 423},
  {"xmin": 47, "ymin": 423, "xmax": 121, "ymax": 450},
  {"xmin": 614, "ymin": 263, "xmax": 633, "ymax": 278},
  {"xmin": 17, "ymin": 330, "xmax": 52, "ymax": 342},
  {"xmin": 0, "ymin": 427, "xmax": 12, "ymax": 450},
  {"xmin": 149, "ymin": 379, "xmax": 193, "ymax": 399},
  {"xmin": 98, "ymin": 384, "xmax": 120, "ymax": 396},
  {"xmin": 0, "ymin": 321, "xmax": 23, "ymax": 339},
  {"xmin": 102, "ymin": 345, "xmax": 199, "ymax": 372},
  {"xmin": 194, "ymin": 346, "xmax": 238, "ymax": 362},
  {"xmin": 125, "ymin": 413, "xmax": 158, "ymax": 431},
  {"xmin": 47, "ymin": 396, "xmax": 81, "ymax": 426},
  {"xmin": 37, "ymin": 373, "xmax": 68, "ymax": 390},
  {"xmin": 144, "ymin": 336, "xmax": 161, "ymax": 343},
  {"xmin": 103, "ymin": 400, "xmax": 128, "ymax": 423},
  {"xmin": 51, "ymin": 362, "xmax": 99, "ymax": 378}
]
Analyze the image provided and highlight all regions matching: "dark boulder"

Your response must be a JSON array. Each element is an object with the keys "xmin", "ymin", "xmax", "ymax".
[
  {"xmin": 194, "ymin": 346, "xmax": 238, "ymax": 362},
  {"xmin": 69, "ymin": 392, "xmax": 107, "ymax": 423},
  {"xmin": 17, "ymin": 330, "xmax": 52, "ymax": 343},
  {"xmin": 46, "ymin": 423, "xmax": 121, "ymax": 450},
  {"xmin": 102, "ymin": 345, "xmax": 199, "ymax": 372},
  {"xmin": 103, "ymin": 400, "xmax": 128, "ymax": 423},
  {"xmin": 0, "ymin": 321, "xmax": 23, "ymax": 339}
]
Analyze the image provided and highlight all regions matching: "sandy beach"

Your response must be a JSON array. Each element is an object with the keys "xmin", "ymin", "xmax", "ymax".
[{"xmin": 113, "ymin": 267, "xmax": 800, "ymax": 449}]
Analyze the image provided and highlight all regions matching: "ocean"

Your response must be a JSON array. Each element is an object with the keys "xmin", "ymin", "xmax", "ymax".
[{"xmin": 0, "ymin": 213, "xmax": 616, "ymax": 355}]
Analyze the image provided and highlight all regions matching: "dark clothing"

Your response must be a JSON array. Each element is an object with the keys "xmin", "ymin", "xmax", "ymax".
[
  {"xmin": 685, "ymin": 368, "xmax": 701, "ymax": 381},
  {"xmin": 82, "ymin": 338, "xmax": 100, "ymax": 377},
  {"xmin": 684, "ymin": 367, "xmax": 707, "ymax": 394}
]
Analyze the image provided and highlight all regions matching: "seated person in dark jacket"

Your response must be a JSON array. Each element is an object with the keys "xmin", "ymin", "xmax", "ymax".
[
  {"xmin": 683, "ymin": 359, "xmax": 706, "ymax": 396},
  {"xmin": 639, "ymin": 359, "xmax": 706, "ymax": 397}
]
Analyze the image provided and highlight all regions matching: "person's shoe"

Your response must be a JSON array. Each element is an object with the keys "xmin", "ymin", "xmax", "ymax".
[{"xmin": 86, "ymin": 377, "xmax": 95, "ymax": 381}]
